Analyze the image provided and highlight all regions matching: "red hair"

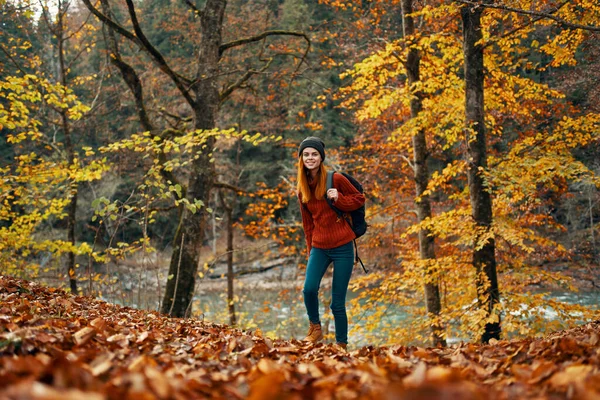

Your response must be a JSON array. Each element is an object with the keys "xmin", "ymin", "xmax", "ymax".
[{"xmin": 297, "ymin": 156, "xmax": 327, "ymax": 203}]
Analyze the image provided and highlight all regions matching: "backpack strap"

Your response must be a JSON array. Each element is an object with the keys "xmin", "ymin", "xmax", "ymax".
[
  {"xmin": 354, "ymin": 242, "xmax": 368, "ymax": 274},
  {"xmin": 326, "ymin": 171, "xmax": 368, "ymax": 274},
  {"xmin": 325, "ymin": 171, "xmax": 343, "ymax": 218}
]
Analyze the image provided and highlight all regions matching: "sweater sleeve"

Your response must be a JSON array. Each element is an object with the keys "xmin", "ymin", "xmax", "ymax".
[
  {"xmin": 332, "ymin": 173, "xmax": 365, "ymax": 212},
  {"xmin": 298, "ymin": 193, "xmax": 314, "ymax": 256}
]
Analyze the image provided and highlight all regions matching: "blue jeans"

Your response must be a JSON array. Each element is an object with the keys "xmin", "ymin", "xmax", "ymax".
[{"xmin": 303, "ymin": 241, "xmax": 354, "ymax": 344}]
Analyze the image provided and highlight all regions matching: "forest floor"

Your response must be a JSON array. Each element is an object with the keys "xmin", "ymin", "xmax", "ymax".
[{"xmin": 1, "ymin": 275, "xmax": 600, "ymax": 399}]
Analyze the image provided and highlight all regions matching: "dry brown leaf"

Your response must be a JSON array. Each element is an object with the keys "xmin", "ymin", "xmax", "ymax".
[
  {"xmin": 510, "ymin": 364, "xmax": 532, "ymax": 381},
  {"xmin": 256, "ymin": 358, "xmax": 279, "ymax": 374},
  {"xmin": 450, "ymin": 350, "xmax": 471, "ymax": 368},
  {"xmin": 88, "ymin": 352, "xmax": 114, "ymax": 376},
  {"xmin": 128, "ymin": 355, "xmax": 157, "ymax": 372},
  {"xmin": 297, "ymin": 362, "xmax": 325, "ymax": 378},
  {"xmin": 528, "ymin": 340, "xmax": 546, "ymax": 357},
  {"xmin": 89, "ymin": 317, "xmax": 107, "ymax": 332},
  {"xmin": 73, "ymin": 327, "xmax": 96, "ymax": 346},
  {"xmin": 36, "ymin": 332, "xmax": 58, "ymax": 343},
  {"xmin": 210, "ymin": 370, "xmax": 231, "ymax": 382},
  {"xmin": 145, "ymin": 366, "xmax": 171, "ymax": 399},
  {"xmin": 106, "ymin": 333, "xmax": 128, "ymax": 347},
  {"xmin": 251, "ymin": 341, "xmax": 271, "ymax": 357},
  {"xmin": 528, "ymin": 360, "xmax": 558, "ymax": 384},
  {"xmin": 3, "ymin": 355, "xmax": 46, "ymax": 375},
  {"xmin": 228, "ymin": 337, "xmax": 238, "ymax": 353},
  {"xmin": 426, "ymin": 366, "xmax": 455, "ymax": 383},
  {"xmin": 403, "ymin": 362, "xmax": 427, "ymax": 387},
  {"xmin": 264, "ymin": 337, "xmax": 274, "ymax": 349},
  {"xmin": 412, "ymin": 347, "xmax": 438, "ymax": 361},
  {"xmin": 550, "ymin": 365, "xmax": 596, "ymax": 388},
  {"xmin": 386, "ymin": 350, "xmax": 414, "ymax": 369},
  {"xmin": 118, "ymin": 372, "xmax": 147, "ymax": 393},
  {"xmin": 271, "ymin": 346, "xmax": 298, "ymax": 354},
  {"xmin": 238, "ymin": 335, "xmax": 254, "ymax": 350},
  {"xmin": 238, "ymin": 346, "xmax": 254, "ymax": 356},
  {"xmin": 312, "ymin": 373, "xmax": 343, "ymax": 389},
  {"xmin": 136, "ymin": 330, "xmax": 149, "ymax": 343},
  {"xmin": 6, "ymin": 381, "xmax": 106, "ymax": 400},
  {"xmin": 247, "ymin": 372, "xmax": 285, "ymax": 400}
]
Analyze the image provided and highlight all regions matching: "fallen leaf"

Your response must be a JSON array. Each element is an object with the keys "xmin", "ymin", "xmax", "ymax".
[
  {"xmin": 528, "ymin": 361, "xmax": 557, "ymax": 384},
  {"xmin": 88, "ymin": 352, "xmax": 114, "ymax": 376},
  {"xmin": 247, "ymin": 372, "xmax": 285, "ymax": 400},
  {"xmin": 403, "ymin": 362, "xmax": 427, "ymax": 387},
  {"xmin": 256, "ymin": 358, "xmax": 278, "ymax": 374},
  {"xmin": 73, "ymin": 327, "xmax": 96, "ymax": 346},
  {"xmin": 550, "ymin": 365, "xmax": 596, "ymax": 388},
  {"xmin": 136, "ymin": 330, "xmax": 149, "ymax": 343},
  {"xmin": 145, "ymin": 366, "xmax": 171, "ymax": 399},
  {"xmin": 426, "ymin": 366, "xmax": 454, "ymax": 383}
]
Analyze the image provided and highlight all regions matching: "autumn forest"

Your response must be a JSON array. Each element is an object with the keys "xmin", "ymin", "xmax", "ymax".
[{"xmin": 1, "ymin": 0, "xmax": 600, "ymax": 397}]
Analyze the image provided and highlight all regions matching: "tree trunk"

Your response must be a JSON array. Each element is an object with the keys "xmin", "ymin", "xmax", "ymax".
[
  {"xmin": 461, "ymin": 3, "xmax": 501, "ymax": 343},
  {"xmin": 160, "ymin": 0, "xmax": 226, "ymax": 317},
  {"xmin": 57, "ymin": 1, "xmax": 78, "ymax": 295},
  {"xmin": 401, "ymin": 0, "xmax": 446, "ymax": 347},
  {"xmin": 222, "ymin": 193, "xmax": 236, "ymax": 326}
]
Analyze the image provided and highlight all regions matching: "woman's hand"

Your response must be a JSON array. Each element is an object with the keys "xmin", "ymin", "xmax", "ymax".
[{"xmin": 327, "ymin": 188, "xmax": 339, "ymax": 202}]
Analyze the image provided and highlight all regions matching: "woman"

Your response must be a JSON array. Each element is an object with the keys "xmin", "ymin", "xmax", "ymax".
[{"xmin": 297, "ymin": 136, "xmax": 365, "ymax": 350}]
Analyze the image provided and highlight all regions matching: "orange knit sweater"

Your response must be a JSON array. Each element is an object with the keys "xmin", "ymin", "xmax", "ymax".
[{"xmin": 299, "ymin": 173, "xmax": 365, "ymax": 254}]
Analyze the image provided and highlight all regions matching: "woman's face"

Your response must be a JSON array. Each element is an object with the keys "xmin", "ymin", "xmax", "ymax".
[{"xmin": 302, "ymin": 147, "xmax": 322, "ymax": 172}]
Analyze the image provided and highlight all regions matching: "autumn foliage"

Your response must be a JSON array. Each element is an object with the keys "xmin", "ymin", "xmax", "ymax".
[{"xmin": 2, "ymin": 275, "xmax": 600, "ymax": 399}]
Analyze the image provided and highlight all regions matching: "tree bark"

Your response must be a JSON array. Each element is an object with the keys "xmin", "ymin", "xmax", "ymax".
[
  {"xmin": 226, "ymin": 204, "xmax": 236, "ymax": 326},
  {"xmin": 461, "ymin": 3, "xmax": 501, "ymax": 343},
  {"xmin": 219, "ymin": 190, "xmax": 237, "ymax": 326},
  {"xmin": 402, "ymin": 0, "xmax": 446, "ymax": 347},
  {"xmin": 55, "ymin": 0, "xmax": 78, "ymax": 294},
  {"xmin": 401, "ymin": 0, "xmax": 446, "ymax": 348}
]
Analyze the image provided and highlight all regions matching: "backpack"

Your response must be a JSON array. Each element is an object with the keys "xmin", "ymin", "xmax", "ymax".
[{"xmin": 326, "ymin": 171, "xmax": 368, "ymax": 273}]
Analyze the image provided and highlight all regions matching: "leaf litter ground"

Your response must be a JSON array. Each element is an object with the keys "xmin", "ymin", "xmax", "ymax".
[{"xmin": 1, "ymin": 276, "xmax": 600, "ymax": 399}]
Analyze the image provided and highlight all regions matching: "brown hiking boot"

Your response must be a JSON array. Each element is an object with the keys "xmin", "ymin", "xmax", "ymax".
[
  {"xmin": 333, "ymin": 342, "xmax": 347, "ymax": 352},
  {"xmin": 303, "ymin": 322, "xmax": 323, "ymax": 343}
]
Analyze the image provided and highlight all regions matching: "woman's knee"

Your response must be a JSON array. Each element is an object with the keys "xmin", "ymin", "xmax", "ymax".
[
  {"xmin": 303, "ymin": 286, "xmax": 319, "ymax": 298},
  {"xmin": 330, "ymin": 299, "xmax": 346, "ymax": 315}
]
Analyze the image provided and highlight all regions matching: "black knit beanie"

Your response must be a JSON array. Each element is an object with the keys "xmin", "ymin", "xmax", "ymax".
[{"xmin": 298, "ymin": 136, "xmax": 326, "ymax": 161}]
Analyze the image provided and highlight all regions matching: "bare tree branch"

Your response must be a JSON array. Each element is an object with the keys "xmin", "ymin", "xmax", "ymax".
[
  {"xmin": 99, "ymin": 0, "xmax": 153, "ymax": 133},
  {"xmin": 80, "ymin": 0, "xmax": 195, "ymax": 106},
  {"xmin": 286, "ymin": 34, "xmax": 312, "ymax": 91},
  {"xmin": 123, "ymin": 0, "xmax": 195, "ymax": 102},
  {"xmin": 0, "ymin": 43, "xmax": 29, "ymax": 76},
  {"xmin": 218, "ymin": 30, "xmax": 311, "ymax": 102},
  {"xmin": 80, "ymin": 0, "xmax": 140, "ymax": 44},
  {"xmin": 154, "ymin": 107, "xmax": 193, "ymax": 128},
  {"xmin": 214, "ymin": 181, "xmax": 246, "ymax": 193},
  {"xmin": 220, "ymin": 59, "xmax": 273, "ymax": 103},
  {"xmin": 65, "ymin": 11, "xmax": 97, "ymax": 71},
  {"xmin": 219, "ymin": 30, "xmax": 310, "ymax": 56},
  {"xmin": 454, "ymin": 0, "xmax": 600, "ymax": 32}
]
